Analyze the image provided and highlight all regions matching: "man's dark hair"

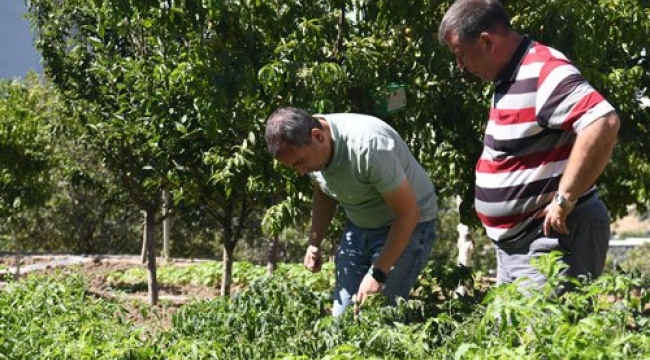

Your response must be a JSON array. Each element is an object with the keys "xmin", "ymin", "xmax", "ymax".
[
  {"xmin": 265, "ymin": 107, "xmax": 322, "ymax": 157},
  {"xmin": 438, "ymin": 0, "xmax": 512, "ymax": 44}
]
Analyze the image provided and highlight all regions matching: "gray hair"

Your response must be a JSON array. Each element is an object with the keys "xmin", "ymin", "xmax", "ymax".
[
  {"xmin": 438, "ymin": 0, "xmax": 511, "ymax": 44},
  {"xmin": 265, "ymin": 107, "xmax": 322, "ymax": 157}
]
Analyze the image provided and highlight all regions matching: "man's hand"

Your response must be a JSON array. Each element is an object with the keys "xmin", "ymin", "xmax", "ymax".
[
  {"xmin": 542, "ymin": 202, "xmax": 573, "ymax": 236},
  {"xmin": 355, "ymin": 273, "xmax": 383, "ymax": 305},
  {"xmin": 303, "ymin": 244, "xmax": 322, "ymax": 272}
]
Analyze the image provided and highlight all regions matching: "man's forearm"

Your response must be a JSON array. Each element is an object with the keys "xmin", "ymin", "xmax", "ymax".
[
  {"xmin": 559, "ymin": 112, "xmax": 620, "ymax": 201},
  {"xmin": 373, "ymin": 211, "xmax": 420, "ymax": 273},
  {"xmin": 308, "ymin": 185, "xmax": 337, "ymax": 247},
  {"xmin": 373, "ymin": 179, "xmax": 421, "ymax": 273}
]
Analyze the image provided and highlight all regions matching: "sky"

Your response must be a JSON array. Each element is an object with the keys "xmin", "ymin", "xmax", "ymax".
[{"xmin": 0, "ymin": 1, "xmax": 43, "ymax": 79}]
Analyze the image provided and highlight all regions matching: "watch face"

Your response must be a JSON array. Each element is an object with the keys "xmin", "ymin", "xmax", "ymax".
[{"xmin": 554, "ymin": 193, "xmax": 574, "ymax": 208}]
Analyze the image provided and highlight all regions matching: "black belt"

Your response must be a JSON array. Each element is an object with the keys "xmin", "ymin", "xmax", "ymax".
[{"xmin": 576, "ymin": 190, "xmax": 597, "ymax": 206}]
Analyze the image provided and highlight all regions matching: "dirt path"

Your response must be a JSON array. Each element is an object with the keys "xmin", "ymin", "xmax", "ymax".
[
  {"xmin": 1, "ymin": 254, "xmax": 217, "ymax": 297},
  {"xmin": 0, "ymin": 254, "xmax": 220, "ymax": 328}
]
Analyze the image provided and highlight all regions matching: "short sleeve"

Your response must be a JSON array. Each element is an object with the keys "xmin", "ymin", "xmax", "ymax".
[
  {"xmin": 360, "ymin": 137, "xmax": 406, "ymax": 194},
  {"xmin": 536, "ymin": 59, "xmax": 614, "ymax": 132}
]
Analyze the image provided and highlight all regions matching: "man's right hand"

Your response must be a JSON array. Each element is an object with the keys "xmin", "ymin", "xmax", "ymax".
[{"xmin": 303, "ymin": 244, "xmax": 322, "ymax": 272}]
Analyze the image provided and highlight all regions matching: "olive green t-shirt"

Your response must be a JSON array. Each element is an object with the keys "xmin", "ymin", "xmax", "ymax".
[{"xmin": 309, "ymin": 113, "xmax": 437, "ymax": 229}]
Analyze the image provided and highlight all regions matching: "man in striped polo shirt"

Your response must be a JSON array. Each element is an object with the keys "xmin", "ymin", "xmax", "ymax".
[{"xmin": 438, "ymin": 0, "xmax": 620, "ymax": 293}]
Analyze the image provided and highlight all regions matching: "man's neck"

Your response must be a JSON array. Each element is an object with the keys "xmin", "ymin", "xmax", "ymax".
[
  {"xmin": 317, "ymin": 117, "xmax": 335, "ymax": 168},
  {"xmin": 493, "ymin": 32, "xmax": 526, "ymax": 83}
]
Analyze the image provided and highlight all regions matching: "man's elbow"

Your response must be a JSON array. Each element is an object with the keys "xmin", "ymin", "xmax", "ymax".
[
  {"xmin": 397, "ymin": 205, "xmax": 420, "ymax": 225},
  {"xmin": 408, "ymin": 205, "xmax": 421, "ymax": 225},
  {"xmin": 604, "ymin": 111, "xmax": 621, "ymax": 134},
  {"xmin": 589, "ymin": 111, "xmax": 620, "ymax": 146}
]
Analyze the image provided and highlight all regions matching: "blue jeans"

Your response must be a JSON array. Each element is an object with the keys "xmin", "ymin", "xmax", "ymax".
[{"xmin": 332, "ymin": 220, "xmax": 436, "ymax": 316}]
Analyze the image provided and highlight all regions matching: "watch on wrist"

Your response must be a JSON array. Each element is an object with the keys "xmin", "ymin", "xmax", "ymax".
[
  {"xmin": 368, "ymin": 265, "xmax": 388, "ymax": 283},
  {"xmin": 554, "ymin": 193, "xmax": 576, "ymax": 209}
]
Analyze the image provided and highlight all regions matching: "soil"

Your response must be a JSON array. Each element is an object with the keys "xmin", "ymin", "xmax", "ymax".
[{"xmin": 0, "ymin": 254, "xmax": 221, "ymax": 330}]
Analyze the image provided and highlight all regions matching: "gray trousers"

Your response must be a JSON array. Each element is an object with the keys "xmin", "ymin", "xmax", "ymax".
[{"xmin": 495, "ymin": 192, "xmax": 610, "ymax": 293}]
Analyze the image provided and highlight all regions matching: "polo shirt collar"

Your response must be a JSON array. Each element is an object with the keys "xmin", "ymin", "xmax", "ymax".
[{"xmin": 495, "ymin": 35, "xmax": 533, "ymax": 86}]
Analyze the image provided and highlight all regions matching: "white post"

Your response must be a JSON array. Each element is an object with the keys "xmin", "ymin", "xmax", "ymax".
[
  {"xmin": 454, "ymin": 196, "xmax": 474, "ymax": 297},
  {"xmin": 456, "ymin": 223, "xmax": 474, "ymax": 268}
]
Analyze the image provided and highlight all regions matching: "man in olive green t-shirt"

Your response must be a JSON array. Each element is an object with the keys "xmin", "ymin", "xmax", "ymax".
[{"xmin": 265, "ymin": 107, "xmax": 438, "ymax": 316}]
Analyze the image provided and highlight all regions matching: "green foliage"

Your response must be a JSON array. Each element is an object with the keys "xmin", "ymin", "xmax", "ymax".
[
  {"xmin": 617, "ymin": 243, "xmax": 650, "ymax": 277},
  {"xmin": 431, "ymin": 254, "xmax": 650, "ymax": 360},
  {"xmin": 25, "ymin": 0, "xmax": 292, "ymax": 293},
  {"xmin": 0, "ymin": 72, "xmax": 144, "ymax": 254},
  {"xmin": 0, "ymin": 73, "xmax": 56, "ymax": 220},
  {"xmin": 2, "ymin": 258, "xmax": 647, "ymax": 359},
  {"xmin": 166, "ymin": 277, "xmax": 330, "ymax": 359},
  {"xmin": 163, "ymin": 264, "xmax": 468, "ymax": 359},
  {"xmin": 0, "ymin": 272, "xmax": 160, "ymax": 359},
  {"xmin": 106, "ymin": 260, "xmax": 335, "ymax": 293}
]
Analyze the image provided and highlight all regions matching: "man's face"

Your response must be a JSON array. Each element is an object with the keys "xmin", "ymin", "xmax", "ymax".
[
  {"xmin": 275, "ymin": 129, "xmax": 330, "ymax": 176},
  {"xmin": 446, "ymin": 31, "xmax": 496, "ymax": 82}
]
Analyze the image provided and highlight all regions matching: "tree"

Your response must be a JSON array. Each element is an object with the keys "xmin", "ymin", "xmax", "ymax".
[
  {"xmin": 26, "ymin": 0, "xmax": 650, "ymax": 285},
  {"xmin": 0, "ymin": 74, "xmax": 76, "ymax": 281},
  {"xmin": 27, "ymin": 0, "xmax": 284, "ymax": 298},
  {"xmin": 0, "ymin": 73, "xmax": 57, "ymax": 253},
  {"xmin": 28, "ymin": 1, "xmax": 194, "ymax": 304},
  {"xmin": 258, "ymin": 0, "xmax": 650, "ymax": 226}
]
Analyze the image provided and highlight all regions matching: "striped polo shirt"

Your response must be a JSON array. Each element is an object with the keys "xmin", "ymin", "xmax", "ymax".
[{"xmin": 475, "ymin": 36, "xmax": 615, "ymax": 242}]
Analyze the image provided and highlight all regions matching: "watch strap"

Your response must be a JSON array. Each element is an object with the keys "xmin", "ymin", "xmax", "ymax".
[{"xmin": 369, "ymin": 265, "xmax": 388, "ymax": 283}]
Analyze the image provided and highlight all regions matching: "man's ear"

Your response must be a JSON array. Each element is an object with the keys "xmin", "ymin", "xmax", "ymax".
[
  {"xmin": 312, "ymin": 128, "xmax": 324, "ymax": 142},
  {"xmin": 479, "ymin": 32, "xmax": 493, "ymax": 51}
]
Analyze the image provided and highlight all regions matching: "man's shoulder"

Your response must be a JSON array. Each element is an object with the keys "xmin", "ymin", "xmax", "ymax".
[
  {"xmin": 328, "ymin": 114, "xmax": 395, "ymax": 138},
  {"xmin": 526, "ymin": 41, "xmax": 573, "ymax": 65},
  {"xmin": 324, "ymin": 113, "xmax": 386, "ymax": 126},
  {"xmin": 516, "ymin": 41, "xmax": 576, "ymax": 82}
]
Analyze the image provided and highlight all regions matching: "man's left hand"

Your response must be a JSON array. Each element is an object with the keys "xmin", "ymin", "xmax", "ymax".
[
  {"xmin": 355, "ymin": 273, "xmax": 383, "ymax": 306},
  {"xmin": 542, "ymin": 203, "xmax": 573, "ymax": 236}
]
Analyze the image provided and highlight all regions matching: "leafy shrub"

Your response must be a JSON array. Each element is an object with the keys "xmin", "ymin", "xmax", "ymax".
[
  {"xmin": 105, "ymin": 260, "xmax": 335, "ymax": 293},
  {"xmin": 0, "ymin": 272, "xmax": 160, "ymax": 359},
  {"xmin": 618, "ymin": 243, "xmax": 650, "ymax": 278},
  {"xmin": 1, "ymin": 257, "xmax": 648, "ymax": 359}
]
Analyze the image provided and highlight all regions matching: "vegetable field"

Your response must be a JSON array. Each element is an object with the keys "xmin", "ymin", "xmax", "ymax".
[{"xmin": 0, "ymin": 254, "xmax": 648, "ymax": 359}]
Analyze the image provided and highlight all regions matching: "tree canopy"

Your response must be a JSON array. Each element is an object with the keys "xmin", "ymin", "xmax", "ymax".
[
  {"xmin": 0, "ymin": 73, "xmax": 57, "ymax": 230},
  {"xmin": 21, "ymin": 0, "xmax": 650, "ymax": 254}
]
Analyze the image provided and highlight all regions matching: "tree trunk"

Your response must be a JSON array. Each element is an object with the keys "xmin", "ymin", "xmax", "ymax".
[
  {"xmin": 144, "ymin": 208, "xmax": 159, "ymax": 305},
  {"xmin": 12, "ymin": 228, "xmax": 20, "ymax": 281},
  {"xmin": 141, "ymin": 212, "xmax": 147, "ymax": 264},
  {"xmin": 221, "ymin": 244, "xmax": 233, "ymax": 296},
  {"xmin": 267, "ymin": 234, "xmax": 279, "ymax": 275},
  {"xmin": 219, "ymin": 203, "xmax": 235, "ymax": 297}
]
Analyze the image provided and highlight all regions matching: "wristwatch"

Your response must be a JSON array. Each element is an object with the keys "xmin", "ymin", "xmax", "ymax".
[
  {"xmin": 368, "ymin": 265, "xmax": 388, "ymax": 283},
  {"xmin": 554, "ymin": 192, "xmax": 576, "ymax": 209}
]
